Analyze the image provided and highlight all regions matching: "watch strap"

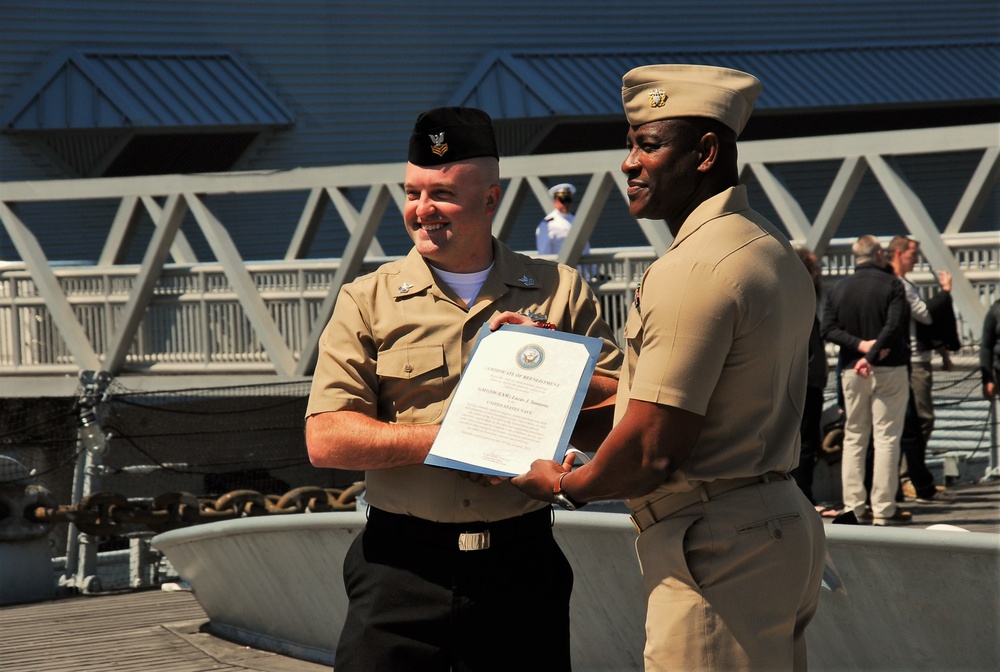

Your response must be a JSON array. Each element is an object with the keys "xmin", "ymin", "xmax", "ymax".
[{"xmin": 553, "ymin": 472, "xmax": 584, "ymax": 510}]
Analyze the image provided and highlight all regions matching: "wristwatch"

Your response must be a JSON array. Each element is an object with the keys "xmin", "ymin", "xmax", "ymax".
[{"xmin": 552, "ymin": 472, "xmax": 585, "ymax": 510}]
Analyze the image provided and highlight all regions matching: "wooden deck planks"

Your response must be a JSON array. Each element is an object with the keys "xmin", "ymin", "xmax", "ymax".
[
  {"xmin": 0, "ymin": 589, "xmax": 328, "ymax": 672},
  {"xmin": 0, "ymin": 591, "xmax": 212, "ymax": 672}
]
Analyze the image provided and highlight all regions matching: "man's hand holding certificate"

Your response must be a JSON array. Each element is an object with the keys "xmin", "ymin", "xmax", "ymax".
[{"xmin": 424, "ymin": 323, "xmax": 602, "ymax": 477}]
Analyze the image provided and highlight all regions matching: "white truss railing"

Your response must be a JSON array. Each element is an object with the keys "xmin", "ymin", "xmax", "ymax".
[{"xmin": 1, "ymin": 124, "xmax": 997, "ymax": 389}]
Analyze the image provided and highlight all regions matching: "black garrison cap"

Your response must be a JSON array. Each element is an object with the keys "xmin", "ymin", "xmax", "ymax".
[{"xmin": 408, "ymin": 106, "xmax": 499, "ymax": 166}]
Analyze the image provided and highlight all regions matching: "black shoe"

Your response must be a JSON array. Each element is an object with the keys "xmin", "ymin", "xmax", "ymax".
[
  {"xmin": 832, "ymin": 509, "xmax": 861, "ymax": 525},
  {"xmin": 873, "ymin": 509, "xmax": 913, "ymax": 526},
  {"xmin": 916, "ymin": 489, "xmax": 956, "ymax": 504}
]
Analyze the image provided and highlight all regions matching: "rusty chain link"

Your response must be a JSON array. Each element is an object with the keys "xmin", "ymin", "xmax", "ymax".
[{"xmin": 27, "ymin": 482, "xmax": 366, "ymax": 537}]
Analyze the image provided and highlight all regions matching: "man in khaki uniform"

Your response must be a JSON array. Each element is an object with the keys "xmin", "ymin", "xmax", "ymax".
[
  {"xmin": 513, "ymin": 65, "xmax": 826, "ymax": 671},
  {"xmin": 305, "ymin": 106, "xmax": 622, "ymax": 672}
]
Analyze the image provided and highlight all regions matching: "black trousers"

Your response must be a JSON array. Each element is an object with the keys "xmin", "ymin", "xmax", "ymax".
[
  {"xmin": 335, "ymin": 507, "xmax": 573, "ymax": 672},
  {"xmin": 900, "ymin": 383, "xmax": 937, "ymax": 498},
  {"xmin": 792, "ymin": 385, "xmax": 825, "ymax": 504}
]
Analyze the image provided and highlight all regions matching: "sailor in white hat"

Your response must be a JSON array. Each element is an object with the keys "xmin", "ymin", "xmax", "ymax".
[{"xmin": 536, "ymin": 183, "xmax": 594, "ymax": 278}]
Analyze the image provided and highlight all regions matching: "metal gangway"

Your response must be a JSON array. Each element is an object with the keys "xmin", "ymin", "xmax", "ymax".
[{"xmin": 1, "ymin": 124, "xmax": 997, "ymax": 395}]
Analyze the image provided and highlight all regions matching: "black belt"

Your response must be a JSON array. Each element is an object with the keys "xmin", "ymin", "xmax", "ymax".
[{"xmin": 365, "ymin": 506, "xmax": 553, "ymax": 552}]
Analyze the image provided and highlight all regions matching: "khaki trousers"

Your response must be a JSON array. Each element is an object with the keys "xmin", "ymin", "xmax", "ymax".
[
  {"xmin": 637, "ymin": 478, "xmax": 826, "ymax": 671},
  {"xmin": 841, "ymin": 366, "xmax": 909, "ymax": 518}
]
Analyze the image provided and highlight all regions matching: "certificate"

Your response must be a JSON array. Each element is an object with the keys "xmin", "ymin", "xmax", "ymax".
[{"xmin": 424, "ymin": 323, "xmax": 603, "ymax": 477}]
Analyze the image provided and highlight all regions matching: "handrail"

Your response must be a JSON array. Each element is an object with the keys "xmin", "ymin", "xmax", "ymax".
[{"xmin": 1, "ymin": 236, "xmax": 996, "ymax": 386}]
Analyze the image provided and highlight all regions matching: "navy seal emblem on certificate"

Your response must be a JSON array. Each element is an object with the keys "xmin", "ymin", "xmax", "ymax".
[{"xmin": 516, "ymin": 344, "xmax": 544, "ymax": 370}]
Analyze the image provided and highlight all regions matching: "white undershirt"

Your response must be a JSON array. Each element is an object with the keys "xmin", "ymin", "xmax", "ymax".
[{"xmin": 434, "ymin": 263, "xmax": 494, "ymax": 306}]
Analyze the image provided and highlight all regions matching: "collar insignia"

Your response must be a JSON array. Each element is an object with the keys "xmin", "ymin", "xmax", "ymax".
[
  {"xmin": 429, "ymin": 133, "xmax": 448, "ymax": 157},
  {"xmin": 518, "ymin": 275, "xmax": 536, "ymax": 287},
  {"xmin": 398, "ymin": 282, "xmax": 414, "ymax": 294},
  {"xmin": 648, "ymin": 89, "xmax": 667, "ymax": 108}
]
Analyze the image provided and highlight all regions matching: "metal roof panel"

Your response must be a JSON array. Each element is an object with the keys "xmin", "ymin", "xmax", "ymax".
[
  {"xmin": 450, "ymin": 43, "xmax": 1000, "ymax": 119},
  {"xmin": 1, "ymin": 48, "xmax": 294, "ymax": 132}
]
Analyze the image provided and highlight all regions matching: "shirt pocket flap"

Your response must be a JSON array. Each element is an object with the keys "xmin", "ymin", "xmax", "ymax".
[
  {"xmin": 376, "ymin": 344, "xmax": 445, "ymax": 380},
  {"xmin": 623, "ymin": 307, "xmax": 642, "ymax": 339}
]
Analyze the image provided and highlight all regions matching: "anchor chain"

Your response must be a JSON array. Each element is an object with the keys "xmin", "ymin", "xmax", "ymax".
[{"xmin": 24, "ymin": 482, "xmax": 365, "ymax": 537}]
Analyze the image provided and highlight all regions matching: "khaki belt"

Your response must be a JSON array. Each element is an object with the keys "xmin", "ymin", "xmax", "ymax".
[{"xmin": 629, "ymin": 472, "xmax": 792, "ymax": 533}]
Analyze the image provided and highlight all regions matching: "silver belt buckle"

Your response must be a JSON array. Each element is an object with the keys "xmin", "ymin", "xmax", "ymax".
[{"xmin": 458, "ymin": 530, "xmax": 490, "ymax": 551}]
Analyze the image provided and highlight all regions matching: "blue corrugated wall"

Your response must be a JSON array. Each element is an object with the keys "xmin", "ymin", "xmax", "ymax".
[{"xmin": 1, "ymin": 0, "xmax": 997, "ymax": 261}]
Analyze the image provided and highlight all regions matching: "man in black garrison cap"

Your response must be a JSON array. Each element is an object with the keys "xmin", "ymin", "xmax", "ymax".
[{"xmin": 306, "ymin": 106, "xmax": 622, "ymax": 671}]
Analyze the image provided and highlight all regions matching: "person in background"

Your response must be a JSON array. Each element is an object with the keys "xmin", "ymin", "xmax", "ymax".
[
  {"xmin": 536, "ymin": 182, "xmax": 596, "ymax": 280},
  {"xmin": 822, "ymin": 235, "xmax": 913, "ymax": 526},
  {"xmin": 537, "ymin": 182, "xmax": 582, "ymax": 254},
  {"xmin": 982, "ymin": 299, "xmax": 1000, "ymax": 482},
  {"xmin": 509, "ymin": 63, "xmax": 826, "ymax": 672},
  {"xmin": 792, "ymin": 245, "xmax": 833, "ymax": 515},
  {"xmin": 982, "ymin": 298, "xmax": 1000, "ymax": 401},
  {"xmin": 886, "ymin": 234, "xmax": 953, "ymax": 503},
  {"xmin": 305, "ymin": 106, "xmax": 622, "ymax": 672}
]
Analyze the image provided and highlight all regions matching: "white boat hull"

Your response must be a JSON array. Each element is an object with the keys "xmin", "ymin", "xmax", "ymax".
[{"xmin": 152, "ymin": 509, "xmax": 1000, "ymax": 671}]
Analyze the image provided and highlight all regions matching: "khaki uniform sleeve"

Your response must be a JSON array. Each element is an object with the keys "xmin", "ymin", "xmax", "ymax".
[
  {"xmin": 631, "ymin": 259, "xmax": 735, "ymax": 415},
  {"xmin": 305, "ymin": 284, "xmax": 378, "ymax": 418}
]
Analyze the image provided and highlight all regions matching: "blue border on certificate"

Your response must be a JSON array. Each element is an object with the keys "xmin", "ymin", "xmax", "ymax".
[{"xmin": 423, "ymin": 322, "xmax": 603, "ymax": 477}]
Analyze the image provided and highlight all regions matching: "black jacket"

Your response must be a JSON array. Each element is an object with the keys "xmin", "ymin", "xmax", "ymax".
[
  {"xmin": 982, "ymin": 299, "xmax": 1000, "ymax": 385},
  {"xmin": 821, "ymin": 263, "xmax": 909, "ymax": 369},
  {"xmin": 915, "ymin": 292, "xmax": 961, "ymax": 352}
]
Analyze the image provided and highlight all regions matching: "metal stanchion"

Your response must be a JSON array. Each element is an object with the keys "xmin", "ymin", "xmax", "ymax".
[{"xmin": 60, "ymin": 370, "xmax": 112, "ymax": 594}]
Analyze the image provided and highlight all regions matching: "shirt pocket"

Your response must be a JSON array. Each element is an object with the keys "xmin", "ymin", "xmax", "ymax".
[
  {"xmin": 375, "ymin": 344, "xmax": 447, "ymax": 423},
  {"xmin": 623, "ymin": 307, "xmax": 643, "ymax": 350}
]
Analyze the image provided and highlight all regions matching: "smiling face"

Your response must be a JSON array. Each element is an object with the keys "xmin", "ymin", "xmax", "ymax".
[
  {"xmin": 621, "ymin": 120, "xmax": 707, "ymax": 229},
  {"xmin": 403, "ymin": 157, "xmax": 501, "ymax": 273}
]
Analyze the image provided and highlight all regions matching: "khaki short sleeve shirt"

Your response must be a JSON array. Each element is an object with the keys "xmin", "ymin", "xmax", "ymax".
[
  {"xmin": 307, "ymin": 240, "xmax": 622, "ymax": 522},
  {"xmin": 616, "ymin": 187, "xmax": 815, "ymax": 510}
]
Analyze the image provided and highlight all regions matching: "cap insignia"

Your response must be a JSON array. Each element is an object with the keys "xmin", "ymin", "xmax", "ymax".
[
  {"xmin": 648, "ymin": 89, "xmax": 667, "ymax": 108},
  {"xmin": 429, "ymin": 132, "xmax": 448, "ymax": 157},
  {"xmin": 518, "ymin": 275, "xmax": 536, "ymax": 287},
  {"xmin": 398, "ymin": 282, "xmax": 413, "ymax": 294}
]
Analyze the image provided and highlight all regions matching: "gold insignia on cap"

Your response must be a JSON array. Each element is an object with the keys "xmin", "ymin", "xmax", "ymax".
[
  {"xmin": 429, "ymin": 132, "xmax": 448, "ymax": 157},
  {"xmin": 622, "ymin": 65, "xmax": 762, "ymax": 134},
  {"xmin": 648, "ymin": 89, "xmax": 667, "ymax": 108}
]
